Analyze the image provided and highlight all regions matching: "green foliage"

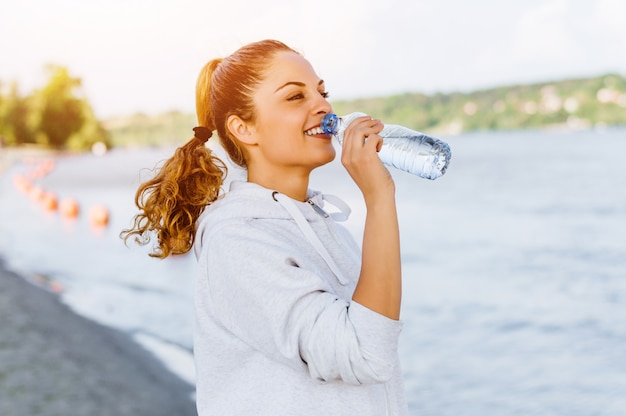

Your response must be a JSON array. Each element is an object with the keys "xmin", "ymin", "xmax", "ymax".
[
  {"xmin": 0, "ymin": 82, "xmax": 37, "ymax": 146},
  {"xmin": 0, "ymin": 65, "xmax": 110, "ymax": 151},
  {"xmin": 36, "ymin": 65, "xmax": 86, "ymax": 148},
  {"xmin": 331, "ymin": 73, "xmax": 626, "ymax": 135}
]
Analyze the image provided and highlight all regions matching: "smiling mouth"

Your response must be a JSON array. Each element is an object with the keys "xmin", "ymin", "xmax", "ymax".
[{"xmin": 304, "ymin": 126, "xmax": 325, "ymax": 136}]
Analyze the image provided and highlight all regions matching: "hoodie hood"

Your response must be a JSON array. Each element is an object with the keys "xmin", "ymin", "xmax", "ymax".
[
  {"xmin": 194, "ymin": 181, "xmax": 350, "ymax": 259},
  {"xmin": 203, "ymin": 181, "xmax": 324, "ymax": 221}
]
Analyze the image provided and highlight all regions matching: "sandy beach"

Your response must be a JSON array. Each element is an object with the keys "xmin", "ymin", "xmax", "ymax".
[{"xmin": 0, "ymin": 257, "xmax": 197, "ymax": 416}]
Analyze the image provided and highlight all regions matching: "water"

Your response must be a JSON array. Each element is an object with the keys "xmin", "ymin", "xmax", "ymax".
[
  {"xmin": 321, "ymin": 112, "xmax": 452, "ymax": 180},
  {"xmin": 1, "ymin": 128, "xmax": 625, "ymax": 415}
]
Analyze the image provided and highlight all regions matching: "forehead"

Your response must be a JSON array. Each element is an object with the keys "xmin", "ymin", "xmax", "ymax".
[{"xmin": 261, "ymin": 51, "xmax": 322, "ymax": 89}]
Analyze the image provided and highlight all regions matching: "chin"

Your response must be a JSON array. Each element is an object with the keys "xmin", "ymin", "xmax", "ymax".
[
  {"xmin": 308, "ymin": 148, "xmax": 336, "ymax": 171},
  {"xmin": 320, "ymin": 147, "xmax": 336, "ymax": 165}
]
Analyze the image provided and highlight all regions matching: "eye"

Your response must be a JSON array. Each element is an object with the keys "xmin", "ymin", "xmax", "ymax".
[
  {"xmin": 287, "ymin": 92, "xmax": 304, "ymax": 101},
  {"xmin": 320, "ymin": 91, "xmax": 330, "ymax": 99}
]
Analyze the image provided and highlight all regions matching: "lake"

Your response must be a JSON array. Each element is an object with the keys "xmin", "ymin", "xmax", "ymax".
[{"xmin": 1, "ymin": 126, "xmax": 625, "ymax": 415}]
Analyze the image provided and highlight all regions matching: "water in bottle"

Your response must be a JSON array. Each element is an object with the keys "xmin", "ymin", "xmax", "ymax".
[{"xmin": 321, "ymin": 112, "xmax": 451, "ymax": 180}]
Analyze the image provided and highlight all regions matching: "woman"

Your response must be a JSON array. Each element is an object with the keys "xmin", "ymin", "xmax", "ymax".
[{"xmin": 122, "ymin": 39, "xmax": 408, "ymax": 416}]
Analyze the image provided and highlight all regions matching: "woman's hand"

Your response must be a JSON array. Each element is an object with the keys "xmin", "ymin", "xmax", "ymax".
[
  {"xmin": 340, "ymin": 115, "xmax": 395, "ymax": 203},
  {"xmin": 342, "ymin": 115, "xmax": 402, "ymax": 320}
]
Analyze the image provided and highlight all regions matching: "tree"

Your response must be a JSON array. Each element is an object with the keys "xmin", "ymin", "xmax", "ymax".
[
  {"xmin": 35, "ymin": 65, "xmax": 86, "ymax": 148},
  {"xmin": 0, "ymin": 81, "xmax": 37, "ymax": 146},
  {"xmin": 25, "ymin": 65, "xmax": 111, "ymax": 151}
]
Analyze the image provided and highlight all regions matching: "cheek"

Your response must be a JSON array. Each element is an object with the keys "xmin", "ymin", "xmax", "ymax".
[
  {"xmin": 273, "ymin": 135, "xmax": 304, "ymax": 157},
  {"xmin": 259, "ymin": 132, "xmax": 302, "ymax": 161}
]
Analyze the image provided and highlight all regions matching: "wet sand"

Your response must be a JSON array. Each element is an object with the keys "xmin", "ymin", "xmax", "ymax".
[{"xmin": 0, "ymin": 258, "xmax": 197, "ymax": 416}]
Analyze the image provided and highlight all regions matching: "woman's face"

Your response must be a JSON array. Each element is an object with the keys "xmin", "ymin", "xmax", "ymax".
[{"xmin": 246, "ymin": 51, "xmax": 335, "ymax": 176}]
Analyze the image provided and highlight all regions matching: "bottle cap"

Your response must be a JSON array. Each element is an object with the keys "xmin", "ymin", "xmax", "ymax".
[{"xmin": 321, "ymin": 113, "xmax": 340, "ymax": 135}]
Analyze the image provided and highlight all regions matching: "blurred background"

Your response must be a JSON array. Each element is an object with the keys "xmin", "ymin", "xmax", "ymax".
[{"xmin": 1, "ymin": 0, "xmax": 625, "ymax": 415}]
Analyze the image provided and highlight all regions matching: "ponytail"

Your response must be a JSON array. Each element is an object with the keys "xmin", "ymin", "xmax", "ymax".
[{"xmin": 121, "ymin": 136, "xmax": 226, "ymax": 258}]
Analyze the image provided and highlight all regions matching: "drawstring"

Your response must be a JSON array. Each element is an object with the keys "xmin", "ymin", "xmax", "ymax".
[
  {"xmin": 272, "ymin": 191, "xmax": 350, "ymax": 286},
  {"xmin": 308, "ymin": 193, "xmax": 351, "ymax": 222}
]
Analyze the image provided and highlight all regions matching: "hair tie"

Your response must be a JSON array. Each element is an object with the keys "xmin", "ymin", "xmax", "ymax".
[{"xmin": 193, "ymin": 126, "xmax": 213, "ymax": 142}]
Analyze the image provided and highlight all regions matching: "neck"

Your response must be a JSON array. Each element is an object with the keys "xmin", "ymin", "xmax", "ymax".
[{"xmin": 247, "ymin": 166, "xmax": 310, "ymax": 202}]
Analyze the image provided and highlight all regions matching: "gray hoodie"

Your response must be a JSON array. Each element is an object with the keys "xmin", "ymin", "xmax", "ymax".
[{"xmin": 193, "ymin": 181, "xmax": 408, "ymax": 416}]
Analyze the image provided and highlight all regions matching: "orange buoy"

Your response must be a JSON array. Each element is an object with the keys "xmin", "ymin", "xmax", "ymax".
[
  {"xmin": 41, "ymin": 192, "xmax": 58, "ymax": 211},
  {"xmin": 29, "ymin": 186, "xmax": 45, "ymax": 203},
  {"xmin": 49, "ymin": 281, "xmax": 64, "ymax": 294},
  {"xmin": 59, "ymin": 198, "xmax": 80, "ymax": 219},
  {"xmin": 12, "ymin": 175, "xmax": 31, "ymax": 194},
  {"xmin": 88, "ymin": 204, "xmax": 110, "ymax": 228}
]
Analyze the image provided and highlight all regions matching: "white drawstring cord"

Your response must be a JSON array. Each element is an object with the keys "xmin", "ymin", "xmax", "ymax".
[
  {"xmin": 308, "ymin": 193, "xmax": 351, "ymax": 222},
  {"xmin": 272, "ymin": 192, "xmax": 350, "ymax": 286}
]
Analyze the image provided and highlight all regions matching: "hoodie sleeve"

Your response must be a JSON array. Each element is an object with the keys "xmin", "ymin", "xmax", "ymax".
[{"xmin": 199, "ymin": 219, "xmax": 403, "ymax": 385}]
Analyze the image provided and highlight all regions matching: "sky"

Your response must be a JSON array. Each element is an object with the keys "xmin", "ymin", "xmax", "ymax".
[{"xmin": 1, "ymin": 0, "xmax": 625, "ymax": 119}]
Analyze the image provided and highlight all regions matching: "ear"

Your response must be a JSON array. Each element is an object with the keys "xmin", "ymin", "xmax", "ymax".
[{"xmin": 227, "ymin": 115, "xmax": 257, "ymax": 145}]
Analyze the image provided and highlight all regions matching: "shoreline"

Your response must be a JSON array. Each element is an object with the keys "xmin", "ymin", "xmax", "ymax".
[
  {"xmin": 0, "ymin": 256, "xmax": 197, "ymax": 416},
  {"xmin": 0, "ymin": 146, "xmax": 59, "ymax": 174}
]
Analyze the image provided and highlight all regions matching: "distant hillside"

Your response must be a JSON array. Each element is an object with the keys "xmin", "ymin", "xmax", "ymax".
[
  {"xmin": 332, "ymin": 73, "xmax": 626, "ymax": 136},
  {"xmin": 104, "ymin": 73, "xmax": 626, "ymax": 147}
]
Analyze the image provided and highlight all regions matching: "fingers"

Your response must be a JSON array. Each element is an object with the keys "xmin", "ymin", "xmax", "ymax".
[
  {"xmin": 340, "ymin": 115, "xmax": 386, "ymax": 172},
  {"xmin": 340, "ymin": 115, "xmax": 395, "ymax": 200},
  {"xmin": 342, "ymin": 115, "xmax": 383, "ymax": 149}
]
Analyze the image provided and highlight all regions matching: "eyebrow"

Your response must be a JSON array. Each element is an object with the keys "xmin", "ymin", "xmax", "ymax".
[{"xmin": 274, "ymin": 79, "xmax": 325, "ymax": 93}]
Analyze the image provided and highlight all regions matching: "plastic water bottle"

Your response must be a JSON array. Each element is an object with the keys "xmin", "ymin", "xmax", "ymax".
[{"xmin": 321, "ymin": 112, "xmax": 451, "ymax": 180}]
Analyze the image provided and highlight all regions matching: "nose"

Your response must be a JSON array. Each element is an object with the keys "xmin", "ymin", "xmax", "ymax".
[{"xmin": 314, "ymin": 93, "xmax": 332, "ymax": 115}]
